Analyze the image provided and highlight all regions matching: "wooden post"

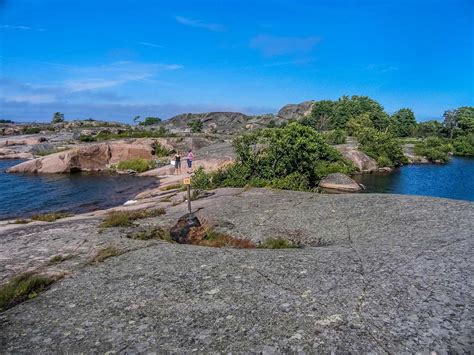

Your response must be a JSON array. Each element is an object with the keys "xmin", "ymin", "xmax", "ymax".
[
  {"xmin": 187, "ymin": 184, "xmax": 192, "ymax": 215},
  {"xmin": 183, "ymin": 177, "xmax": 192, "ymax": 216}
]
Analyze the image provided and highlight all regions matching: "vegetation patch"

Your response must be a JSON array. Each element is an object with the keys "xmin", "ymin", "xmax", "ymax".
[
  {"xmin": 13, "ymin": 219, "xmax": 30, "ymax": 224},
  {"xmin": 90, "ymin": 246, "xmax": 125, "ymax": 263},
  {"xmin": 35, "ymin": 146, "xmax": 69, "ymax": 156},
  {"xmin": 258, "ymin": 238, "xmax": 301, "ymax": 249},
  {"xmin": 197, "ymin": 229, "xmax": 256, "ymax": 249},
  {"xmin": 47, "ymin": 254, "xmax": 74, "ymax": 265},
  {"xmin": 31, "ymin": 212, "xmax": 71, "ymax": 222},
  {"xmin": 414, "ymin": 137, "xmax": 452, "ymax": 163},
  {"xmin": 0, "ymin": 272, "xmax": 58, "ymax": 311},
  {"xmin": 22, "ymin": 126, "xmax": 41, "ymax": 134},
  {"xmin": 127, "ymin": 227, "xmax": 173, "ymax": 242},
  {"xmin": 356, "ymin": 127, "xmax": 407, "ymax": 167},
  {"xmin": 116, "ymin": 159, "xmax": 156, "ymax": 173},
  {"xmin": 160, "ymin": 183, "xmax": 183, "ymax": 191},
  {"xmin": 100, "ymin": 208, "xmax": 166, "ymax": 228}
]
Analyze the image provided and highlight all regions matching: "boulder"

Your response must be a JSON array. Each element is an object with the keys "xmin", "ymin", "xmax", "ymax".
[
  {"xmin": 337, "ymin": 147, "xmax": 378, "ymax": 172},
  {"xmin": 169, "ymin": 214, "xmax": 203, "ymax": 244},
  {"xmin": 7, "ymin": 141, "xmax": 154, "ymax": 173},
  {"xmin": 276, "ymin": 101, "xmax": 315, "ymax": 120},
  {"xmin": 319, "ymin": 173, "xmax": 363, "ymax": 192}
]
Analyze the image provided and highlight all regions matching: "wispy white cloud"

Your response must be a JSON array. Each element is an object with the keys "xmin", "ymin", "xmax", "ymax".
[
  {"xmin": 139, "ymin": 41, "xmax": 163, "ymax": 48},
  {"xmin": 250, "ymin": 34, "xmax": 320, "ymax": 57},
  {"xmin": 175, "ymin": 16, "xmax": 225, "ymax": 32},
  {"xmin": 1, "ymin": 24, "xmax": 45, "ymax": 31}
]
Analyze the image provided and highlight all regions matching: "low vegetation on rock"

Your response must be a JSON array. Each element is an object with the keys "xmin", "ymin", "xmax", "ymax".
[
  {"xmin": 116, "ymin": 158, "xmax": 156, "ymax": 173},
  {"xmin": 31, "ymin": 212, "xmax": 71, "ymax": 222},
  {"xmin": 100, "ymin": 208, "xmax": 166, "ymax": 228},
  {"xmin": 0, "ymin": 272, "xmax": 58, "ymax": 311},
  {"xmin": 127, "ymin": 227, "xmax": 173, "ymax": 242},
  {"xmin": 90, "ymin": 246, "xmax": 125, "ymax": 263}
]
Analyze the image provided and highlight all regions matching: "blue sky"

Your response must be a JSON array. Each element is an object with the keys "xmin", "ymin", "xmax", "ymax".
[{"xmin": 0, "ymin": 0, "xmax": 473, "ymax": 122}]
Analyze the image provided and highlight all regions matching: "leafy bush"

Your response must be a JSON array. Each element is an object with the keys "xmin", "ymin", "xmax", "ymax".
[
  {"xmin": 414, "ymin": 136, "xmax": 452, "ymax": 163},
  {"xmin": 258, "ymin": 238, "xmax": 300, "ymax": 249},
  {"xmin": 187, "ymin": 120, "xmax": 203, "ymax": 133},
  {"xmin": 191, "ymin": 123, "xmax": 354, "ymax": 191},
  {"xmin": 452, "ymin": 134, "xmax": 474, "ymax": 156},
  {"xmin": 322, "ymin": 129, "xmax": 346, "ymax": 144},
  {"xmin": 152, "ymin": 141, "xmax": 171, "ymax": 157},
  {"xmin": 116, "ymin": 159, "xmax": 156, "ymax": 173},
  {"xmin": 356, "ymin": 127, "xmax": 407, "ymax": 167},
  {"xmin": 389, "ymin": 108, "xmax": 417, "ymax": 137},
  {"xmin": 345, "ymin": 113, "xmax": 374, "ymax": 136},
  {"xmin": 139, "ymin": 117, "xmax": 161, "ymax": 126},
  {"xmin": 51, "ymin": 112, "xmax": 65, "ymax": 124},
  {"xmin": 90, "ymin": 246, "xmax": 125, "ymax": 263},
  {"xmin": 22, "ymin": 126, "xmax": 41, "ymax": 134}
]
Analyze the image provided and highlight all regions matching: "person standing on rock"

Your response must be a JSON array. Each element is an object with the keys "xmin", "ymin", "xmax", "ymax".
[
  {"xmin": 174, "ymin": 152, "xmax": 182, "ymax": 174},
  {"xmin": 187, "ymin": 149, "xmax": 194, "ymax": 173}
]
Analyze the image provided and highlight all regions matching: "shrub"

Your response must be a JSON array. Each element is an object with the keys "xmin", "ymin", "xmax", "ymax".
[
  {"xmin": 0, "ymin": 119, "xmax": 13, "ymax": 124},
  {"xmin": 31, "ymin": 212, "xmax": 71, "ymax": 222},
  {"xmin": 414, "ymin": 136, "xmax": 452, "ymax": 163},
  {"xmin": 187, "ymin": 120, "xmax": 203, "ymax": 133},
  {"xmin": 116, "ymin": 159, "xmax": 156, "ymax": 173},
  {"xmin": 139, "ymin": 117, "xmax": 161, "ymax": 126},
  {"xmin": 152, "ymin": 141, "xmax": 171, "ymax": 157},
  {"xmin": 22, "ymin": 126, "xmax": 41, "ymax": 134},
  {"xmin": 356, "ymin": 127, "xmax": 408, "ymax": 167},
  {"xmin": 452, "ymin": 134, "xmax": 474, "ymax": 156},
  {"xmin": 79, "ymin": 135, "xmax": 97, "ymax": 142},
  {"xmin": 269, "ymin": 172, "xmax": 310, "ymax": 191},
  {"xmin": 51, "ymin": 112, "xmax": 65, "ymax": 124},
  {"xmin": 100, "ymin": 208, "xmax": 166, "ymax": 228},
  {"xmin": 34, "ymin": 146, "xmax": 69, "ymax": 156},
  {"xmin": 198, "ymin": 229, "xmax": 255, "ymax": 249},
  {"xmin": 0, "ymin": 272, "xmax": 57, "ymax": 310},
  {"xmin": 48, "ymin": 254, "xmax": 73, "ymax": 265},
  {"xmin": 322, "ymin": 129, "xmax": 346, "ymax": 145}
]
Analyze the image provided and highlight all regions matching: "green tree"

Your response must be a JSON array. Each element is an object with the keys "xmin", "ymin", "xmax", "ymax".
[
  {"xmin": 139, "ymin": 117, "xmax": 161, "ymax": 126},
  {"xmin": 51, "ymin": 112, "xmax": 65, "ymax": 124},
  {"xmin": 356, "ymin": 127, "xmax": 407, "ymax": 167},
  {"xmin": 187, "ymin": 120, "xmax": 203, "ymax": 133},
  {"xmin": 443, "ymin": 107, "xmax": 474, "ymax": 138},
  {"xmin": 414, "ymin": 120, "xmax": 443, "ymax": 138},
  {"xmin": 390, "ymin": 108, "xmax": 417, "ymax": 137}
]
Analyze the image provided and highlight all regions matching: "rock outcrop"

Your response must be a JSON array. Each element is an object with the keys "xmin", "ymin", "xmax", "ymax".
[
  {"xmin": 0, "ymin": 137, "xmax": 47, "ymax": 147},
  {"xmin": 336, "ymin": 147, "xmax": 378, "ymax": 172},
  {"xmin": 319, "ymin": 173, "xmax": 363, "ymax": 192},
  {"xmin": 276, "ymin": 100, "xmax": 315, "ymax": 120},
  {"xmin": 7, "ymin": 141, "xmax": 155, "ymax": 173}
]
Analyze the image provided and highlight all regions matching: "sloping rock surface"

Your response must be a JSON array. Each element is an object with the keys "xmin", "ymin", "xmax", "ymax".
[
  {"xmin": 0, "ymin": 189, "xmax": 472, "ymax": 353},
  {"xmin": 319, "ymin": 173, "xmax": 363, "ymax": 192},
  {"xmin": 277, "ymin": 100, "xmax": 315, "ymax": 120},
  {"xmin": 6, "ymin": 141, "xmax": 154, "ymax": 173}
]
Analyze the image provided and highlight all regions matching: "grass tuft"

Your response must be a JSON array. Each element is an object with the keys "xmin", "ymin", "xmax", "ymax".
[
  {"xmin": 13, "ymin": 219, "xmax": 30, "ymax": 224},
  {"xmin": 127, "ymin": 227, "xmax": 173, "ymax": 242},
  {"xmin": 99, "ymin": 208, "xmax": 166, "ymax": 228},
  {"xmin": 0, "ymin": 272, "xmax": 57, "ymax": 311},
  {"xmin": 31, "ymin": 212, "xmax": 71, "ymax": 222},
  {"xmin": 90, "ymin": 246, "xmax": 125, "ymax": 263},
  {"xmin": 258, "ymin": 238, "xmax": 301, "ymax": 249},
  {"xmin": 197, "ymin": 229, "xmax": 256, "ymax": 249},
  {"xmin": 47, "ymin": 254, "xmax": 74, "ymax": 265},
  {"xmin": 160, "ymin": 183, "xmax": 182, "ymax": 191}
]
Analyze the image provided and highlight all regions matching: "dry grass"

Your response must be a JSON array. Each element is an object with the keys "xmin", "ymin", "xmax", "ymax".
[
  {"xmin": 127, "ymin": 227, "xmax": 173, "ymax": 242},
  {"xmin": 160, "ymin": 183, "xmax": 182, "ymax": 191},
  {"xmin": 47, "ymin": 254, "xmax": 74, "ymax": 265},
  {"xmin": 99, "ymin": 208, "xmax": 166, "ymax": 228},
  {"xmin": 31, "ymin": 212, "xmax": 72, "ymax": 222},
  {"xmin": 90, "ymin": 246, "xmax": 125, "ymax": 263},
  {"xmin": 195, "ymin": 228, "xmax": 256, "ymax": 249},
  {"xmin": 0, "ymin": 272, "xmax": 58, "ymax": 311},
  {"xmin": 13, "ymin": 219, "xmax": 30, "ymax": 224}
]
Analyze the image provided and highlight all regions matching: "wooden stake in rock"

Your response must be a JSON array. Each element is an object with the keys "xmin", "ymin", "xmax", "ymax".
[{"xmin": 183, "ymin": 177, "xmax": 192, "ymax": 216}]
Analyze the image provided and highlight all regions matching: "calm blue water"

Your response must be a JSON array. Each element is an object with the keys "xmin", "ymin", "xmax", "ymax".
[
  {"xmin": 0, "ymin": 159, "xmax": 159, "ymax": 220},
  {"xmin": 353, "ymin": 157, "xmax": 474, "ymax": 201}
]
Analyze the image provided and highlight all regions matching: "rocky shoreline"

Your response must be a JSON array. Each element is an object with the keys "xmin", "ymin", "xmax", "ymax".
[{"xmin": 0, "ymin": 188, "xmax": 472, "ymax": 352}]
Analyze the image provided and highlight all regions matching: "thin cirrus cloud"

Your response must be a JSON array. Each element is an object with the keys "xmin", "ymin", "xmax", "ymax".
[
  {"xmin": 139, "ymin": 41, "xmax": 163, "ymax": 48},
  {"xmin": 1, "ymin": 24, "xmax": 45, "ymax": 31},
  {"xmin": 175, "ymin": 16, "xmax": 225, "ymax": 32},
  {"xmin": 250, "ymin": 34, "xmax": 320, "ymax": 57}
]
